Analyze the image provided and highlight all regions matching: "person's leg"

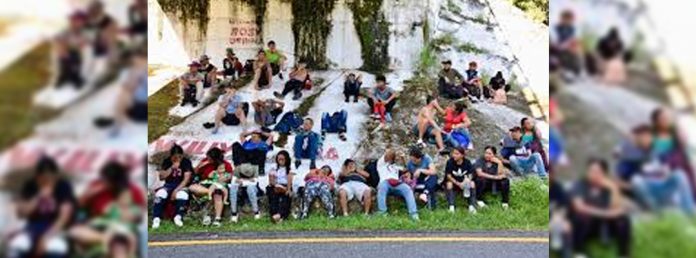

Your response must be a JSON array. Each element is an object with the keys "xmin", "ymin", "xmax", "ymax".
[
  {"xmin": 319, "ymin": 183, "xmax": 335, "ymax": 217},
  {"xmin": 631, "ymin": 176, "xmax": 658, "ymax": 211},
  {"xmin": 432, "ymin": 128, "xmax": 445, "ymax": 150},
  {"xmin": 670, "ymin": 170, "xmax": 696, "ymax": 215},
  {"xmin": 531, "ymin": 153, "xmax": 548, "ymax": 177},
  {"xmin": 280, "ymin": 194, "xmax": 291, "ymax": 219},
  {"xmin": 394, "ymin": 183, "xmax": 418, "ymax": 216},
  {"xmin": 362, "ymin": 186, "xmax": 372, "ymax": 214},
  {"xmin": 229, "ymin": 183, "xmax": 239, "ymax": 215},
  {"xmin": 268, "ymin": 186, "xmax": 280, "ymax": 217},
  {"xmin": 499, "ymin": 178, "xmax": 510, "ymax": 204},
  {"xmin": 281, "ymin": 80, "xmax": 295, "ymax": 96},
  {"xmin": 152, "ymin": 188, "xmax": 170, "ymax": 219},
  {"xmin": 475, "ymin": 178, "xmax": 489, "ymax": 203},
  {"xmin": 571, "ymin": 216, "xmax": 593, "ymax": 255},
  {"xmin": 231, "ymin": 142, "xmax": 246, "ymax": 165},
  {"xmin": 608, "ymin": 216, "xmax": 632, "ymax": 257},
  {"xmin": 338, "ymin": 186, "xmax": 350, "ymax": 216},
  {"xmin": 214, "ymin": 107, "xmax": 226, "ymax": 130},
  {"xmin": 195, "ymin": 81, "xmax": 204, "ymax": 102},
  {"xmin": 385, "ymin": 98, "xmax": 398, "ymax": 113},
  {"xmin": 246, "ymin": 185, "xmax": 259, "ymax": 214},
  {"xmin": 417, "ymin": 120, "xmax": 428, "ymax": 142},
  {"xmin": 235, "ymin": 106, "xmax": 247, "ymax": 128},
  {"xmin": 338, "ymin": 110, "xmax": 348, "ymax": 133},
  {"xmin": 321, "ymin": 113, "xmax": 330, "ymax": 134},
  {"xmin": 377, "ymin": 181, "xmax": 389, "ymax": 213},
  {"xmin": 173, "ymin": 189, "xmax": 189, "ymax": 218},
  {"xmin": 293, "ymin": 134, "xmax": 306, "ymax": 160},
  {"xmin": 212, "ymin": 191, "xmax": 224, "ymax": 219},
  {"xmin": 307, "ymin": 133, "xmax": 320, "ymax": 164},
  {"xmin": 508, "ymin": 156, "xmax": 524, "ymax": 174},
  {"xmin": 424, "ymin": 176, "xmax": 438, "ymax": 209},
  {"xmin": 466, "ymin": 179, "xmax": 477, "ymax": 206},
  {"xmin": 445, "ymin": 181, "xmax": 455, "ymax": 208},
  {"xmin": 367, "ymin": 98, "xmax": 375, "ymax": 112},
  {"xmin": 301, "ymin": 184, "xmax": 316, "ymax": 216}
]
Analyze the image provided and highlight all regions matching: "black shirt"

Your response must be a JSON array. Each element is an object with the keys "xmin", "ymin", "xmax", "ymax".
[
  {"xmin": 21, "ymin": 179, "xmax": 76, "ymax": 225},
  {"xmin": 475, "ymin": 158, "xmax": 499, "ymax": 176},
  {"xmin": 341, "ymin": 171, "xmax": 366, "ymax": 184},
  {"xmin": 160, "ymin": 157, "xmax": 194, "ymax": 186},
  {"xmin": 445, "ymin": 158, "xmax": 475, "ymax": 182},
  {"xmin": 571, "ymin": 179, "xmax": 611, "ymax": 210},
  {"xmin": 199, "ymin": 64, "xmax": 216, "ymax": 75}
]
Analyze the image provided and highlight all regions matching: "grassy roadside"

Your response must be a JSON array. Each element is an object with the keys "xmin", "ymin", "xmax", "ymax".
[
  {"xmin": 0, "ymin": 42, "xmax": 56, "ymax": 149},
  {"xmin": 150, "ymin": 177, "xmax": 548, "ymax": 234}
]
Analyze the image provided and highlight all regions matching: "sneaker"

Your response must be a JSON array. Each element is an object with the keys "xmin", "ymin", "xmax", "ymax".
[
  {"xmin": 385, "ymin": 113, "xmax": 393, "ymax": 122},
  {"xmin": 448, "ymin": 206, "xmax": 455, "ymax": 213},
  {"xmin": 477, "ymin": 201, "xmax": 487, "ymax": 208},
  {"xmin": 468, "ymin": 205, "xmax": 477, "ymax": 214},
  {"xmin": 321, "ymin": 131, "xmax": 326, "ymax": 140},
  {"xmin": 180, "ymin": 102, "xmax": 186, "ymax": 107},
  {"xmin": 152, "ymin": 217, "xmax": 161, "ymax": 229},
  {"xmin": 309, "ymin": 160, "xmax": 316, "ymax": 169},
  {"xmin": 230, "ymin": 215, "xmax": 239, "ymax": 223},
  {"xmin": 502, "ymin": 203, "xmax": 509, "ymax": 210},
  {"xmin": 345, "ymin": 98, "xmax": 349, "ymax": 103},
  {"xmin": 339, "ymin": 132, "xmax": 347, "ymax": 141},
  {"xmin": 192, "ymin": 101, "xmax": 198, "ymax": 107},
  {"xmin": 371, "ymin": 113, "xmax": 380, "ymax": 119},
  {"xmin": 202, "ymin": 215, "xmax": 212, "ymax": 226},
  {"xmin": 174, "ymin": 215, "xmax": 184, "ymax": 227},
  {"xmin": 211, "ymin": 127, "xmax": 219, "ymax": 135},
  {"xmin": 279, "ymin": 73, "xmax": 284, "ymax": 80},
  {"xmin": 416, "ymin": 139, "xmax": 425, "ymax": 147},
  {"xmin": 353, "ymin": 98, "xmax": 358, "ymax": 103},
  {"xmin": 328, "ymin": 213, "xmax": 335, "ymax": 219},
  {"xmin": 273, "ymin": 91, "xmax": 284, "ymax": 99},
  {"xmin": 410, "ymin": 214, "xmax": 420, "ymax": 221},
  {"xmin": 212, "ymin": 217, "xmax": 221, "ymax": 227},
  {"xmin": 292, "ymin": 92, "xmax": 302, "ymax": 100},
  {"xmin": 254, "ymin": 212, "xmax": 261, "ymax": 220}
]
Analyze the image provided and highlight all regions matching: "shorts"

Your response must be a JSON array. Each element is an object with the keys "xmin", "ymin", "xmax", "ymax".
[
  {"xmin": 412, "ymin": 124, "xmax": 435, "ymax": 137},
  {"xmin": 222, "ymin": 112, "xmax": 242, "ymax": 126},
  {"xmin": 270, "ymin": 63, "xmax": 280, "ymax": 75},
  {"xmin": 339, "ymin": 181, "xmax": 370, "ymax": 202},
  {"xmin": 127, "ymin": 101, "xmax": 147, "ymax": 122}
]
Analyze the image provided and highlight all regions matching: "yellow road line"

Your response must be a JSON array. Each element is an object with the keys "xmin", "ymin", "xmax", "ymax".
[{"xmin": 149, "ymin": 236, "xmax": 548, "ymax": 247}]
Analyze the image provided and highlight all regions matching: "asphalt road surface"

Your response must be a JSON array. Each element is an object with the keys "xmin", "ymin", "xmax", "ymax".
[{"xmin": 148, "ymin": 230, "xmax": 548, "ymax": 258}]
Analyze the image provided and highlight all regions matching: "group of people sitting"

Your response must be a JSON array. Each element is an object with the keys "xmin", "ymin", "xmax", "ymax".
[
  {"xmin": 437, "ymin": 60, "xmax": 511, "ymax": 104},
  {"xmin": 550, "ymin": 106, "xmax": 695, "ymax": 258},
  {"xmin": 5, "ymin": 157, "xmax": 146, "ymax": 258},
  {"xmin": 550, "ymin": 9, "xmax": 630, "ymax": 84}
]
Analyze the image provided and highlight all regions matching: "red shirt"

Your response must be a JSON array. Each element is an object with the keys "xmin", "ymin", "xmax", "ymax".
[
  {"xmin": 84, "ymin": 181, "xmax": 146, "ymax": 217},
  {"xmin": 444, "ymin": 107, "xmax": 467, "ymax": 133},
  {"xmin": 196, "ymin": 158, "xmax": 234, "ymax": 181}
]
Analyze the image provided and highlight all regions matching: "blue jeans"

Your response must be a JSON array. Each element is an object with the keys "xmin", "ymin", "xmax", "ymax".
[
  {"xmin": 229, "ymin": 183, "xmax": 259, "ymax": 214},
  {"xmin": 632, "ymin": 170, "xmax": 696, "ymax": 215},
  {"xmin": 376, "ymin": 180, "xmax": 417, "ymax": 215},
  {"xmin": 415, "ymin": 175, "xmax": 439, "ymax": 209},
  {"xmin": 294, "ymin": 132, "xmax": 320, "ymax": 161},
  {"xmin": 321, "ymin": 110, "xmax": 347, "ymax": 133},
  {"xmin": 510, "ymin": 153, "xmax": 547, "ymax": 177}
]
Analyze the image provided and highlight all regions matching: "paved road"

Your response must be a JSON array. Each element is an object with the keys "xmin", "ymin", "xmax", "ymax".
[{"xmin": 148, "ymin": 230, "xmax": 548, "ymax": 258}]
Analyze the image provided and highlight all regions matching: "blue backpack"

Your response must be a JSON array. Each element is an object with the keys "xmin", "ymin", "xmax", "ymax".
[
  {"xmin": 450, "ymin": 131, "xmax": 471, "ymax": 149},
  {"xmin": 274, "ymin": 112, "xmax": 303, "ymax": 134}
]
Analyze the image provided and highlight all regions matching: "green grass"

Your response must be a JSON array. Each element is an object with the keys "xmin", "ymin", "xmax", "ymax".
[
  {"xmin": 446, "ymin": 0, "xmax": 462, "ymax": 14},
  {"xmin": 416, "ymin": 45, "xmax": 438, "ymax": 76},
  {"xmin": 508, "ymin": 0, "xmax": 548, "ymax": 25},
  {"xmin": 0, "ymin": 43, "xmax": 56, "ymax": 149},
  {"xmin": 430, "ymin": 33, "xmax": 457, "ymax": 50},
  {"xmin": 149, "ymin": 178, "xmax": 548, "ymax": 235},
  {"xmin": 587, "ymin": 213, "xmax": 696, "ymax": 258},
  {"xmin": 456, "ymin": 42, "xmax": 489, "ymax": 55}
]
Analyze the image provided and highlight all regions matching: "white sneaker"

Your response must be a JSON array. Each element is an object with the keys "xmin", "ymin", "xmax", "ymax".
[
  {"xmin": 174, "ymin": 215, "xmax": 184, "ymax": 227},
  {"xmin": 448, "ymin": 206, "xmax": 455, "ymax": 213},
  {"xmin": 212, "ymin": 218, "xmax": 221, "ymax": 227},
  {"xmin": 202, "ymin": 215, "xmax": 212, "ymax": 226},
  {"xmin": 230, "ymin": 215, "xmax": 239, "ymax": 223},
  {"xmin": 502, "ymin": 203, "xmax": 509, "ymax": 210},
  {"xmin": 468, "ymin": 205, "xmax": 477, "ymax": 214},
  {"xmin": 477, "ymin": 201, "xmax": 487, "ymax": 208},
  {"xmin": 416, "ymin": 139, "xmax": 424, "ymax": 147},
  {"xmin": 254, "ymin": 213, "xmax": 261, "ymax": 220},
  {"xmin": 152, "ymin": 217, "xmax": 161, "ymax": 229}
]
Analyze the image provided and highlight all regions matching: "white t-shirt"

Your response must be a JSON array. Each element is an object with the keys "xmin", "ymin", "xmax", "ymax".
[
  {"xmin": 377, "ymin": 156, "xmax": 404, "ymax": 182},
  {"xmin": 271, "ymin": 167, "xmax": 294, "ymax": 185}
]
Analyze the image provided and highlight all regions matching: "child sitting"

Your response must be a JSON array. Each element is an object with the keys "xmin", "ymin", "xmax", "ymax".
[{"xmin": 203, "ymin": 163, "xmax": 231, "ymax": 204}]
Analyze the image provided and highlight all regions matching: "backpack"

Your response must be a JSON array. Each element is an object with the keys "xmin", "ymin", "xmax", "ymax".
[
  {"xmin": 273, "ymin": 112, "xmax": 303, "ymax": 134},
  {"xmin": 450, "ymin": 130, "xmax": 471, "ymax": 149},
  {"xmin": 304, "ymin": 74, "xmax": 313, "ymax": 90}
]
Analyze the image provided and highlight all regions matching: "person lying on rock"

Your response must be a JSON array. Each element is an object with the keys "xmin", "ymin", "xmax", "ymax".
[{"xmin": 252, "ymin": 98, "xmax": 285, "ymax": 127}]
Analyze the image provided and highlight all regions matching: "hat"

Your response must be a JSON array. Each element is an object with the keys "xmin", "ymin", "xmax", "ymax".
[
  {"xmin": 199, "ymin": 55, "xmax": 210, "ymax": 61},
  {"xmin": 441, "ymin": 60, "xmax": 452, "ymax": 65}
]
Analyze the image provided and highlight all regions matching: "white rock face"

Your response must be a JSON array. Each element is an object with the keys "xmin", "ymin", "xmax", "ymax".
[{"xmin": 326, "ymin": 0, "xmax": 363, "ymax": 69}]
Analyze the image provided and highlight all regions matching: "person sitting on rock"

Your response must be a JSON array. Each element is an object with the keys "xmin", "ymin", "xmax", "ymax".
[
  {"xmin": 54, "ymin": 12, "xmax": 88, "ymax": 89},
  {"xmin": 441, "ymin": 101, "xmax": 473, "ymax": 150},
  {"xmin": 228, "ymin": 161, "xmax": 261, "ymax": 223},
  {"xmin": 197, "ymin": 55, "xmax": 217, "ymax": 88},
  {"xmin": 444, "ymin": 147, "xmax": 478, "ymax": 214},
  {"xmin": 368, "ymin": 75, "xmax": 399, "ymax": 125},
  {"xmin": 596, "ymin": 27, "xmax": 627, "ymax": 85},
  {"xmin": 252, "ymin": 50, "xmax": 273, "ymax": 90},
  {"xmin": 463, "ymin": 61, "xmax": 483, "ymax": 102},
  {"xmin": 375, "ymin": 149, "xmax": 419, "ymax": 220},
  {"xmin": 178, "ymin": 61, "xmax": 204, "ymax": 107},
  {"xmin": 222, "ymin": 48, "xmax": 243, "ymax": 80},
  {"xmin": 484, "ymin": 71, "xmax": 510, "ymax": 104},
  {"xmin": 437, "ymin": 60, "xmax": 465, "ymax": 99},
  {"xmin": 189, "ymin": 147, "xmax": 233, "ymax": 227},
  {"xmin": 267, "ymin": 151, "xmax": 295, "ymax": 223},
  {"xmin": 300, "ymin": 165, "xmax": 336, "ymax": 219},
  {"xmin": 212, "ymin": 86, "xmax": 249, "ymax": 134},
  {"xmin": 521, "ymin": 117, "xmax": 549, "ymax": 170},
  {"xmin": 151, "ymin": 145, "xmax": 193, "ymax": 228},
  {"xmin": 252, "ymin": 98, "xmax": 285, "ymax": 127},
  {"xmin": 232, "ymin": 129, "xmax": 274, "ymax": 176},
  {"xmin": 293, "ymin": 118, "xmax": 322, "ymax": 169},
  {"xmin": 337, "ymin": 159, "xmax": 372, "ymax": 217},
  {"xmin": 475, "ymin": 146, "xmax": 510, "ymax": 210},
  {"xmin": 343, "ymin": 73, "xmax": 363, "ymax": 103},
  {"xmin": 550, "ymin": 10, "xmax": 582, "ymax": 77},
  {"xmin": 265, "ymin": 40, "xmax": 287, "ymax": 79},
  {"xmin": 413, "ymin": 95, "xmax": 448, "ymax": 155},
  {"xmin": 110, "ymin": 49, "xmax": 148, "ymax": 137},
  {"xmin": 500, "ymin": 126, "xmax": 547, "ymax": 177},
  {"xmin": 407, "ymin": 147, "xmax": 438, "ymax": 210},
  {"xmin": 273, "ymin": 59, "xmax": 309, "ymax": 100}
]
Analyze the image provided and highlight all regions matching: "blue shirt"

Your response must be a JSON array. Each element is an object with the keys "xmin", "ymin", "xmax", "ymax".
[
  {"xmin": 224, "ymin": 94, "xmax": 242, "ymax": 113},
  {"xmin": 407, "ymin": 155, "xmax": 432, "ymax": 174},
  {"xmin": 133, "ymin": 73, "xmax": 148, "ymax": 103}
]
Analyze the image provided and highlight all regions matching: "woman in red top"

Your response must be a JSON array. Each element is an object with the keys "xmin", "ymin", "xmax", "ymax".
[
  {"xmin": 189, "ymin": 147, "xmax": 233, "ymax": 227},
  {"xmin": 442, "ymin": 102, "xmax": 473, "ymax": 149}
]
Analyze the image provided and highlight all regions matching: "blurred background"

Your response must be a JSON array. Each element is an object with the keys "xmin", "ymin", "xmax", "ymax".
[
  {"xmin": 550, "ymin": 0, "xmax": 696, "ymax": 257},
  {"xmin": 0, "ymin": 0, "xmax": 147, "ymax": 257}
]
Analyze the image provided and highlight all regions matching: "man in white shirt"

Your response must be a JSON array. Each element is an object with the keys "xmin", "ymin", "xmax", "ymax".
[{"xmin": 375, "ymin": 149, "xmax": 419, "ymax": 220}]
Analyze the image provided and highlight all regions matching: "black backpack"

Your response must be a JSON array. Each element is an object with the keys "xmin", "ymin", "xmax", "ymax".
[{"xmin": 364, "ymin": 159, "xmax": 380, "ymax": 188}]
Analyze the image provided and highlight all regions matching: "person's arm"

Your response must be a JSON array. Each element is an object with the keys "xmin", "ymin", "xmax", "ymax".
[
  {"xmin": 171, "ymin": 171, "xmax": 192, "ymax": 199},
  {"xmin": 264, "ymin": 132, "xmax": 274, "ymax": 145},
  {"xmin": 433, "ymin": 100, "xmax": 446, "ymax": 115},
  {"xmin": 239, "ymin": 131, "xmax": 249, "ymax": 142},
  {"xmin": 46, "ymin": 202, "xmax": 73, "ymax": 235},
  {"xmin": 287, "ymin": 172, "xmax": 294, "ymax": 195},
  {"xmin": 356, "ymin": 168, "xmax": 370, "ymax": 179},
  {"xmin": 454, "ymin": 70, "xmax": 464, "ymax": 82},
  {"xmin": 269, "ymin": 172, "xmax": 277, "ymax": 186},
  {"xmin": 422, "ymin": 162, "xmax": 437, "ymax": 176},
  {"xmin": 385, "ymin": 90, "xmax": 399, "ymax": 103},
  {"xmin": 571, "ymin": 197, "xmax": 618, "ymax": 218},
  {"xmin": 158, "ymin": 168, "xmax": 172, "ymax": 180},
  {"xmin": 476, "ymin": 166, "xmax": 496, "ymax": 180}
]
